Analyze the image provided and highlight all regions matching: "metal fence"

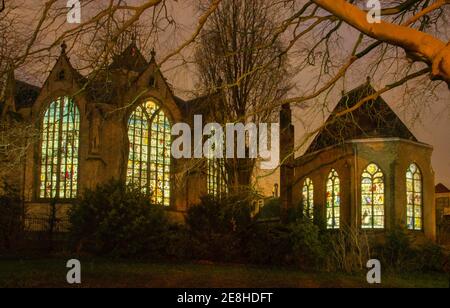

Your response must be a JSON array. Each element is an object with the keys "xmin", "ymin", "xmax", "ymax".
[{"xmin": 24, "ymin": 216, "xmax": 70, "ymax": 233}]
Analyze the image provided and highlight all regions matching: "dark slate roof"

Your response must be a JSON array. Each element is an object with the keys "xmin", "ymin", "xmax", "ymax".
[
  {"xmin": 108, "ymin": 43, "xmax": 148, "ymax": 73},
  {"xmin": 436, "ymin": 183, "xmax": 450, "ymax": 194},
  {"xmin": 83, "ymin": 71, "xmax": 117, "ymax": 105},
  {"xmin": 305, "ymin": 82, "xmax": 417, "ymax": 154},
  {"xmin": 15, "ymin": 80, "xmax": 41, "ymax": 109}
]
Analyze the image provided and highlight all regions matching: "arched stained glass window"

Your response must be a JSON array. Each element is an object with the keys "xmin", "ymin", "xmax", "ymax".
[
  {"xmin": 302, "ymin": 178, "xmax": 314, "ymax": 219},
  {"xmin": 361, "ymin": 163, "xmax": 385, "ymax": 229},
  {"xmin": 326, "ymin": 169, "xmax": 340, "ymax": 229},
  {"xmin": 40, "ymin": 97, "xmax": 80, "ymax": 199},
  {"xmin": 207, "ymin": 158, "xmax": 228, "ymax": 198},
  {"xmin": 127, "ymin": 100, "xmax": 171, "ymax": 206},
  {"xmin": 406, "ymin": 163, "xmax": 423, "ymax": 230}
]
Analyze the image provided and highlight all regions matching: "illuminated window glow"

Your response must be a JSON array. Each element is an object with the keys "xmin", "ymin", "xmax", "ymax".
[
  {"xmin": 40, "ymin": 97, "xmax": 80, "ymax": 199},
  {"xmin": 207, "ymin": 158, "xmax": 228, "ymax": 198},
  {"xmin": 406, "ymin": 163, "xmax": 423, "ymax": 230},
  {"xmin": 127, "ymin": 100, "xmax": 171, "ymax": 206},
  {"xmin": 361, "ymin": 163, "xmax": 384, "ymax": 229},
  {"xmin": 326, "ymin": 169, "xmax": 340, "ymax": 229},
  {"xmin": 302, "ymin": 178, "xmax": 314, "ymax": 219}
]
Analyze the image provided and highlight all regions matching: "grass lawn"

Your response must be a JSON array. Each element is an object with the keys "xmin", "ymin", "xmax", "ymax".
[{"xmin": 0, "ymin": 258, "xmax": 448, "ymax": 288}]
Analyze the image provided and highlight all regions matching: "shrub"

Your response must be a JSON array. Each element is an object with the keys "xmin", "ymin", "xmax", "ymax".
[
  {"xmin": 68, "ymin": 180, "xmax": 170, "ymax": 257},
  {"xmin": 257, "ymin": 198, "xmax": 280, "ymax": 219},
  {"xmin": 377, "ymin": 226, "xmax": 412, "ymax": 270},
  {"xmin": 186, "ymin": 195, "xmax": 252, "ymax": 261},
  {"xmin": 243, "ymin": 223, "xmax": 292, "ymax": 265},
  {"xmin": 326, "ymin": 225, "xmax": 371, "ymax": 273},
  {"xmin": 164, "ymin": 224, "xmax": 192, "ymax": 260},
  {"xmin": 412, "ymin": 242, "xmax": 446, "ymax": 272},
  {"xmin": 0, "ymin": 184, "xmax": 24, "ymax": 251},
  {"xmin": 290, "ymin": 219, "xmax": 326, "ymax": 270}
]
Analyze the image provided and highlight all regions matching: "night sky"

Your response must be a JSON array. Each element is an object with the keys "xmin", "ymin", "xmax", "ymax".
[{"xmin": 11, "ymin": 0, "xmax": 450, "ymax": 187}]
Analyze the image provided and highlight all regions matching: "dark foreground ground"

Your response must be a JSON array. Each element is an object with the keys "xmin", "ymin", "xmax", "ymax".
[{"xmin": 0, "ymin": 258, "xmax": 448, "ymax": 288}]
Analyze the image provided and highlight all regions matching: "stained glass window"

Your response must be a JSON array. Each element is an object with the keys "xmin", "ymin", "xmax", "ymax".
[
  {"xmin": 361, "ymin": 163, "xmax": 384, "ymax": 229},
  {"xmin": 302, "ymin": 178, "xmax": 314, "ymax": 219},
  {"xmin": 207, "ymin": 158, "xmax": 228, "ymax": 198},
  {"xmin": 406, "ymin": 163, "xmax": 423, "ymax": 230},
  {"xmin": 326, "ymin": 169, "xmax": 340, "ymax": 229},
  {"xmin": 127, "ymin": 100, "xmax": 171, "ymax": 206},
  {"xmin": 40, "ymin": 97, "xmax": 80, "ymax": 199}
]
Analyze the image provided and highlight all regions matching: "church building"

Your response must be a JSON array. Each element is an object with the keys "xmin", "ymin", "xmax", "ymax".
[
  {"xmin": 280, "ymin": 81, "xmax": 436, "ymax": 241},
  {"xmin": 1, "ymin": 43, "xmax": 437, "ymax": 241}
]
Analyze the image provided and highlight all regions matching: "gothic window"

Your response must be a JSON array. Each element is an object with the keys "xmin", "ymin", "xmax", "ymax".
[
  {"xmin": 302, "ymin": 178, "xmax": 314, "ymax": 219},
  {"xmin": 361, "ymin": 163, "xmax": 385, "ymax": 229},
  {"xmin": 273, "ymin": 184, "xmax": 279, "ymax": 198},
  {"xmin": 127, "ymin": 100, "xmax": 171, "ymax": 206},
  {"xmin": 207, "ymin": 158, "xmax": 228, "ymax": 198},
  {"xmin": 406, "ymin": 163, "xmax": 423, "ymax": 230},
  {"xmin": 326, "ymin": 169, "xmax": 340, "ymax": 229},
  {"xmin": 39, "ymin": 97, "xmax": 80, "ymax": 199}
]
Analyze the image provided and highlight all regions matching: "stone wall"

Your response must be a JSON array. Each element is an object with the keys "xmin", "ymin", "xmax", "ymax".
[{"xmin": 291, "ymin": 138, "xmax": 436, "ymax": 241}]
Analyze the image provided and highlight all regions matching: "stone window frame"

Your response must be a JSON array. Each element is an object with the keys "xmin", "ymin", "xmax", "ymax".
[
  {"xmin": 406, "ymin": 162, "xmax": 424, "ymax": 232},
  {"xmin": 37, "ymin": 96, "xmax": 81, "ymax": 201},
  {"xmin": 301, "ymin": 177, "xmax": 314, "ymax": 220},
  {"xmin": 125, "ymin": 97, "xmax": 175, "ymax": 208},
  {"xmin": 325, "ymin": 168, "xmax": 341, "ymax": 230},
  {"xmin": 360, "ymin": 162, "xmax": 386, "ymax": 230}
]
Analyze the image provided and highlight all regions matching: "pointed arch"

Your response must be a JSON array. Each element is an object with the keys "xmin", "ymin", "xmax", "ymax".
[
  {"xmin": 361, "ymin": 163, "xmax": 385, "ymax": 229},
  {"xmin": 406, "ymin": 163, "xmax": 423, "ymax": 230},
  {"xmin": 127, "ymin": 100, "xmax": 172, "ymax": 206},
  {"xmin": 39, "ymin": 97, "xmax": 80, "ymax": 199},
  {"xmin": 302, "ymin": 178, "xmax": 314, "ymax": 219},
  {"xmin": 326, "ymin": 169, "xmax": 340, "ymax": 229},
  {"xmin": 207, "ymin": 158, "xmax": 228, "ymax": 198}
]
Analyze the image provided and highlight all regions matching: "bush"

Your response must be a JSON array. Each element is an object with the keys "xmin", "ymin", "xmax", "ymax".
[
  {"xmin": 290, "ymin": 220, "xmax": 326, "ymax": 270},
  {"xmin": 375, "ymin": 226, "xmax": 446, "ymax": 272},
  {"xmin": 326, "ymin": 225, "xmax": 371, "ymax": 273},
  {"xmin": 243, "ymin": 223, "xmax": 292, "ymax": 265},
  {"xmin": 68, "ymin": 180, "xmax": 170, "ymax": 257},
  {"xmin": 0, "ymin": 184, "xmax": 24, "ymax": 251},
  {"xmin": 186, "ymin": 195, "xmax": 252, "ymax": 261},
  {"xmin": 412, "ymin": 242, "xmax": 446, "ymax": 272},
  {"xmin": 256, "ymin": 198, "xmax": 280, "ymax": 219},
  {"xmin": 379, "ymin": 226, "xmax": 412, "ymax": 270}
]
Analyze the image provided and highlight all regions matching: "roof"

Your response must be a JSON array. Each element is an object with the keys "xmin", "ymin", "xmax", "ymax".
[
  {"xmin": 14, "ymin": 80, "xmax": 41, "ymax": 109},
  {"xmin": 436, "ymin": 183, "xmax": 450, "ymax": 194},
  {"xmin": 108, "ymin": 42, "xmax": 148, "ymax": 73},
  {"xmin": 305, "ymin": 82, "xmax": 418, "ymax": 154}
]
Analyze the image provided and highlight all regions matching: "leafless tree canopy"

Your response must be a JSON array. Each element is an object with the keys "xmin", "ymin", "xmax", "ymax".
[
  {"xmin": 0, "ymin": 0, "xmax": 449, "ymax": 190},
  {"xmin": 194, "ymin": 0, "xmax": 291, "ymax": 190},
  {"xmin": 195, "ymin": 0, "xmax": 291, "ymax": 123}
]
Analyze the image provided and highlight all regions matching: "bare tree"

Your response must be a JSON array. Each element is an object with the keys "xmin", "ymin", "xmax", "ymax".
[
  {"xmin": 195, "ymin": 0, "xmax": 291, "ymax": 192},
  {"xmin": 311, "ymin": 0, "xmax": 450, "ymax": 86},
  {"xmin": 1, "ymin": 0, "xmax": 449, "ymax": 198},
  {"xmin": 0, "ymin": 0, "xmax": 223, "ymax": 188}
]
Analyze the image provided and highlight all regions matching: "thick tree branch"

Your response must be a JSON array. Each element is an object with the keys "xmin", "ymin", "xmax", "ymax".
[{"xmin": 311, "ymin": 0, "xmax": 450, "ymax": 87}]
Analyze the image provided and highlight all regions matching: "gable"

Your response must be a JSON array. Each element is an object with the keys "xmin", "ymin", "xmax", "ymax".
[
  {"xmin": 436, "ymin": 183, "xmax": 450, "ymax": 194},
  {"xmin": 306, "ymin": 83, "xmax": 418, "ymax": 154},
  {"xmin": 109, "ymin": 43, "xmax": 148, "ymax": 73}
]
